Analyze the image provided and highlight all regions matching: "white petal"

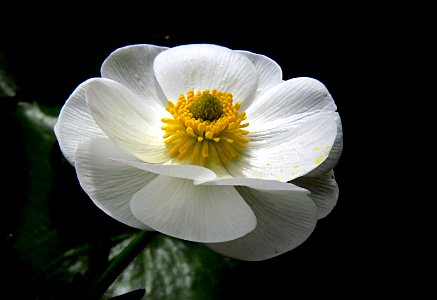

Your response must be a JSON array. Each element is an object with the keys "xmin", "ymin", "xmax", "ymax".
[
  {"xmin": 75, "ymin": 137, "xmax": 156, "ymax": 230},
  {"xmin": 199, "ymin": 176, "xmax": 309, "ymax": 193},
  {"xmin": 206, "ymin": 186, "xmax": 317, "ymax": 261},
  {"xmin": 247, "ymin": 77, "xmax": 337, "ymax": 141},
  {"xmin": 112, "ymin": 159, "xmax": 216, "ymax": 182},
  {"xmin": 154, "ymin": 44, "xmax": 258, "ymax": 109},
  {"xmin": 53, "ymin": 119, "xmax": 60, "ymax": 138},
  {"xmin": 228, "ymin": 114, "xmax": 337, "ymax": 181},
  {"xmin": 55, "ymin": 78, "xmax": 107, "ymax": 165},
  {"xmin": 101, "ymin": 44, "xmax": 168, "ymax": 105},
  {"xmin": 306, "ymin": 114, "xmax": 343, "ymax": 176},
  {"xmin": 292, "ymin": 170, "xmax": 339, "ymax": 219},
  {"xmin": 85, "ymin": 78, "xmax": 170, "ymax": 163},
  {"xmin": 130, "ymin": 176, "xmax": 257, "ymax": 243},
  {"xmin": 237, "ymin": 50, "xmax": 283, "ymax": 98}
]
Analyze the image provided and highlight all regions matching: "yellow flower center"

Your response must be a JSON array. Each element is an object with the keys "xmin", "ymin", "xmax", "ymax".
[{"xmin": 161, "ymin": 89, "xmax": 250, "ymax": 166}]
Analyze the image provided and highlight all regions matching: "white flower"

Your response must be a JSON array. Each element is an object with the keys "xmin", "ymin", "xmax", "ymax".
[{"xmin": 54, "ymin": 44, "xmax": 343, "ymax": 261}]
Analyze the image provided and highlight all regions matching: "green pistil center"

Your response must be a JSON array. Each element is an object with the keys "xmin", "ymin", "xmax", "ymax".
[{"xmin": 188, "ymin": 94, "xmax": 223, "ymax": 121}]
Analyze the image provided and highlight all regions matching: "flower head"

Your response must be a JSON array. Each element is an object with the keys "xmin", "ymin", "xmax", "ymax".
[{"xmin": 54, "ymin": 44, "xmax": 343, "ymax": 261}]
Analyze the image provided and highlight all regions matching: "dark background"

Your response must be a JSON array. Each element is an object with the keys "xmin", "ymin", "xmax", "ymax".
[{"xmin": 1, "ymin": 12, "xmax": 424, "ymax": 299}]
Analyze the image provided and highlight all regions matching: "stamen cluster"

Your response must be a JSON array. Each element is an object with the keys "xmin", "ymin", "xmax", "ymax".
[{"xmin": 161, "ymin": 89, "xmax": 250, "ymax": 166}]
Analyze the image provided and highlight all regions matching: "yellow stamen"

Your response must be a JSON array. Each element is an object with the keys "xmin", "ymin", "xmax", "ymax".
[
  {"xmin": 161, "ymin": 89, "xmax": 250, "ymax": 166},
  {"xmin": 205, "ymin": 131, "xmax": 214, "ymax": 140}
]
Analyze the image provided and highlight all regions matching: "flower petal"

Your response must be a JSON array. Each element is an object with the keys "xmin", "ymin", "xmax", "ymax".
[
  {"xmin": 246, "ymin": 77, "xmax": 343, "ymax": 176},
  {"xmin": 55, "ymin": 78, "xmax": 107, "ymax": 165},
  {"xmin": 228, "ymin": 114, "xmax": 337, "ymax": 181},
  {"xmin": 75, "ymin": 137, "xmax": 156, "ymax": 230},
  {"xmin": 101, "ymin": 44, "xmax": 168, "ymax": 105},
  {"xmin": 130, "ymin": 176, "xmax": 257, "ymax": 243},
  {"xmin": 199, "ymin": 176, "xmax": 309, "ymax": 193},
  {"xmin": 236, "ymin": 50, "xmax": 283, "ymax": 98},
  {"xmin": 85, "ymin": 78, "xmax": 170, "ymax": 163},
  {"xmin": 154, "ymin": 44, "xmax": 258, "ymax": 109},
  {"xmin": 111, "ymin": 159, "xmax": 216, "ymax": 182},
  {"xmin": 247, "ymin": 77, "xmax": 337, "ymax": 141},
  {"xmin": 206, "ymin": 186, "xmax": 317, "ymax": 261},
  {"xmin": 305, "ymin": 114, "xmax": 343, "ymax": 176},
  {"xmin": 292, "ymin": 170, "xmax": 339, "ymax": 219}
]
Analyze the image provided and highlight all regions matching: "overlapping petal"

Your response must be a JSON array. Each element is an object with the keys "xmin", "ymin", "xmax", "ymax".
[
  {"xmin": 85, "ymin": 78, "xmax": 170, "ymax": 163},
  {"xmin": 54, "ymin": 78, "xmax": 107, "ymax": 165},
  {"xmin": 227, "ymin": 114, "xmax": 337, "ymax": 181},
  {"xmin": 200, "ymin": 176, "xmax": 309, "ymax": 192},
  {"xmin": 236, "ymin": 50, "xmax": 283, "ymax": 99},
  {"xmin": 101, "ymin": 44, "xmax": 168, "ymax": 105},
  {"xmin": 75, "ymin": 137, "xmax": 155, "ymax": 230},
  {"xmin": 154, "ymin": 44, "xmax": 258, "ymax": 109},
  {"xmin": 247, "ymin": 77, "xmax": 337, "ymax": 140},
  {"xmin": 246, "ymin": 77, "xmax": 342, "ymax": 175},
  {"xmin": 206, "ymin": 183, "xmax": 317, "ymax": 261},
  {"xmin": 292, "ymin": 170, "xmax": 339, "ymax": 219},
  {"xmin": 112, "ymin": 159, "xmax": 216, "ymax": 182},
  {"xmin": 130, "ymin": 176, "xmax": 257, "ymax": 243},
  {"xmin": 305, "ymin": 115, "xmax": 343, "ymax": 176}
]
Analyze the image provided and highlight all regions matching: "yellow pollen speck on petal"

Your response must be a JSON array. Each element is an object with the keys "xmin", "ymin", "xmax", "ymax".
[
  {"xmin": 161, "ymin": 89, "xmax": 250, "ymax": 166},
  {"xmin": 315, "ymin": 154, "xmax": 326, "ymax": 165}
]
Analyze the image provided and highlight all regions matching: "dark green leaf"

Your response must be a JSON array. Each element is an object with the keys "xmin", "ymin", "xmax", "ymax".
[
  {"xmin": 105, "ymin": 235, "xmax": 236, "ymax": 300},
  {"xmin": 13, "ymin": 102, "xmax": 60, "ymax": 272}
]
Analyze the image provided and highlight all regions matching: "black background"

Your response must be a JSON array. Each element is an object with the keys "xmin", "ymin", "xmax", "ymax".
[{"xmin": 1, "ymin": 10, "xmax": 424, "ymax": 299}]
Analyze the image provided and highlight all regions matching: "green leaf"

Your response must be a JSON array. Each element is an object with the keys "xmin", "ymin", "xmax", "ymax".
[
  {"xmin": 106, "ymin": 235, "xmax": 236, "ymax": 300},
  {"xmin": 12, "ymin": 102, "xmax": 60, "ymax": 272}
]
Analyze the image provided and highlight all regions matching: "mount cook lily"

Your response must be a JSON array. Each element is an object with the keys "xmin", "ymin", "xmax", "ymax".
[{"xmin": 54, "ymin": 44, "xmax": 343, "ymax": 261}]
